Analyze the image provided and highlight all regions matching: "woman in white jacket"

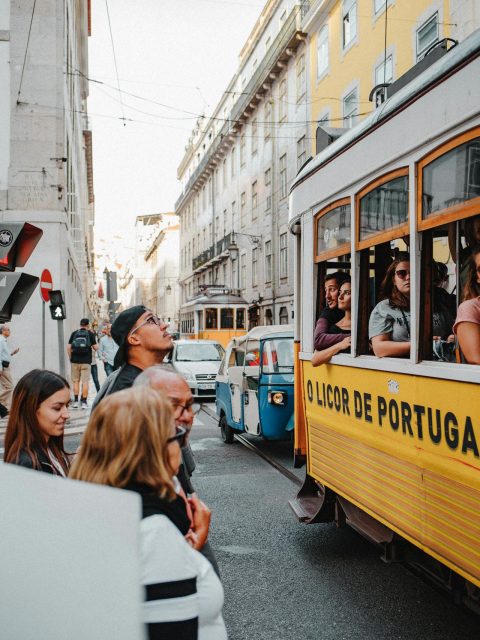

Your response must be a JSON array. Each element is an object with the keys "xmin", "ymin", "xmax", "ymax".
[{"xmin": 70, "ymin": 386, "xmax": 227, "ymax": 640}]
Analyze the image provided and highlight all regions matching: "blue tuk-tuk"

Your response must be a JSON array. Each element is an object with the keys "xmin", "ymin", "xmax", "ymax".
[{"xmin": 215, "ymin": 325, "xmax": 294, "ymax": 443}]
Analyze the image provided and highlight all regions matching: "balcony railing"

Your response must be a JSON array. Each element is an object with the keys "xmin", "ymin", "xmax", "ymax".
[{"xmin": 192, "ymin": 232, "xmax": 235, "ymax": 271}]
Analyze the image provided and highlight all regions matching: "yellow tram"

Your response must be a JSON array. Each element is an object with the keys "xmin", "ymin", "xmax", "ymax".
[
  {"xmin": 179, "ymin": 286, "xmax": 249, "ymax": 347},
  {"xmin": 289, "ymin": 31, "xmax": 480, "ymax": 606}
]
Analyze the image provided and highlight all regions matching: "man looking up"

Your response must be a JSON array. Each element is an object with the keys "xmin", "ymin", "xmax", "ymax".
[
  {"xmin": 93, "ymin": 305, "xmax": 173, "ymax": 402},
  {"xmin": 313, "ymin": 271, "xmax": 348, "ymax": 351},
  {"xmin": 134, "ymin": 365, "xmax": 219, "ymax": 576}
]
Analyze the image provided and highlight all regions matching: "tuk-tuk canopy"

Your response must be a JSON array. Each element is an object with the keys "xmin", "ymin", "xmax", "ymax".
[{"xmin": 229, "ymin": 324, "xmax": 293, "ymax": 349}]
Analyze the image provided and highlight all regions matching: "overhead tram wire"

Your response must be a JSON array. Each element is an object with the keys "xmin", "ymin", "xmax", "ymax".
[
  {"xmin": 17, "ymin": 0, "xmax": 37, "ymax": 104},
  {"xmin": 104, "ymin": 0, "xmax": 126, "ymax": 126}
]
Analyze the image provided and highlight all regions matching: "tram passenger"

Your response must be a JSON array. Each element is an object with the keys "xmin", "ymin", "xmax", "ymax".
[
  {"xmin": 369, "ymin": 256, "xmax": 411, "ymax": 358},
  {"xmin": 449, "ymin": 214, "xmax": 480, "ymax": 284},
  {"xmin": 432, "ymin": 262, "xmax": 456, "ymax": 361},
  {"xmin": 4, "ymin": 369, "xmax": 71, "ymax": 475},
  {"xmin": 312, "ymin": 278, "xmax": 352, "ymax": 366},
  {"xmin": 70, "ymin": 386, "xmax": 227, "ymax": 640},
  {"xmin": 454, "ymin": 247, "xmax": 480, "ymax": 364},
  {"xmin": 313, "ymin": 271, "xmax": 349, "ymax": 351}
]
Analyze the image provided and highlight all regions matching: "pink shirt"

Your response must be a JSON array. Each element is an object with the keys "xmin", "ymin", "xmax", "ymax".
[{"xmin": 453, "ymin": 297, "xmax": 480, "ymax": 333}]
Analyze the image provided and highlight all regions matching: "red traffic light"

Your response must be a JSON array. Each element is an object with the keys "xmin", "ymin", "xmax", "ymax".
[{"xmin": 0, "ymin": 223, "xmax": 43, "ymax": 271}]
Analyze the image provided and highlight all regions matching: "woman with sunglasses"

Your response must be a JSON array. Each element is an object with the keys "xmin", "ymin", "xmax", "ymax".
[
  {"xmin": 70, "ymin": 386, "xmax": 227, "ymax": 640},
  {"xmin": 454, "ymin": 247, "xmax": 480, "ymax": 364},
  {"xmin": 312, "ymin": 278, "xmax": 352, "ymax": 366},
  {"xmin": 4, "ymin": 369, "xmax": 71, "ymax": 475},
  {"xmin": 369, "ymin": 255, "xmax": 412, "ymax": 358}
]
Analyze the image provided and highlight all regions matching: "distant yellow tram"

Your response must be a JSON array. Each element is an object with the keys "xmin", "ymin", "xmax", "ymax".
[
  {"xmin": 179, "ymin": 287, "xmax": 248, "ymax": 347},
  {"xmin": 289, "ymin": 32, "xmax": 480, "ymax": 608}
]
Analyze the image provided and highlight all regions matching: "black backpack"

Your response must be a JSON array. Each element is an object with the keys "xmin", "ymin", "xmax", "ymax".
[{"xmin": 71, "ymin": 329, "xmax": 91, "ymax": 356}]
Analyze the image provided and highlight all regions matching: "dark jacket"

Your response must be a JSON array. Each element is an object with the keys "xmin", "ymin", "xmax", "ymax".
[{"xmin": 16, "ymin": 448, "xmax": 64, "ymax": 475}]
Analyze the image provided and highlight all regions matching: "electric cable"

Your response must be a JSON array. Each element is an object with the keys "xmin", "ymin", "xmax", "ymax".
[{"xmin": 17, "ymin": 0, "xmax": 37, "ymax": 103}]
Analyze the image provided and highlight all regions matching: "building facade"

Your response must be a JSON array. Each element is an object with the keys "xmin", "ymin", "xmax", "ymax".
[
  {"xmin": 0, "ymin": 0, "xmax": 95, "ymax": 377},
  {"xmin": 303, "ymin": 0, "xmax": 480, "ymax": 151},
  {"xmin": 176, "ymin": 0, "xmax": 309, "ymax": 330}
]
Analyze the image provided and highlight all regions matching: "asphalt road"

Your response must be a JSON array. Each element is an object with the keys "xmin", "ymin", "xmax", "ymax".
[{"xmin": 191, "ymin": 405, "xmax": 478, "ymax": 640}]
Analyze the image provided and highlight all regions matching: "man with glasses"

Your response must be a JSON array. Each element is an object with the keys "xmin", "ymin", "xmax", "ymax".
[
  {"xmin": 92, "ymin": 305, "xmax": 173, "ymax": 406},
  {"xmin": 134, "ymin": 365, "xmax": 219, "ymax": 576}
]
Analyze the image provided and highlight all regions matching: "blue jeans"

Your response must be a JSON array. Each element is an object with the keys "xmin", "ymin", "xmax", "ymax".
[
  {"xmin": 91, "ymin": 363, "xmax": 100, "ymax": 392},
  {"xmin": 104, "ymin": 362, "xmax": 114, "ymax": 377}
]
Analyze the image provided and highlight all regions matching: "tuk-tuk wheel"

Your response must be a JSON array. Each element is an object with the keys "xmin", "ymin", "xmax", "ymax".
[{"xmin": 220, "ymin": 414, "xmax": 235, "ymax": 444}]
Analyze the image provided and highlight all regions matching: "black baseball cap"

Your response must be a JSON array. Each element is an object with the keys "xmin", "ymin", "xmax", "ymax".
[{"xmin": 111, "ymin": 305, "xmax": 148, "ymax": 369}]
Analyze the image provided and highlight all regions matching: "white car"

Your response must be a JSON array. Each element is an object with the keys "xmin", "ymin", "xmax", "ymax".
[{"xmin": 166, "ymin": 339, "xmax": 225, "ymax": 399}]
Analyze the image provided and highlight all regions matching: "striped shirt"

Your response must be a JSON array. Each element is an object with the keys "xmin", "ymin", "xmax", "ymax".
[{"xmin": 140, "ymin": 514, "xmax": 227, "ymax": 640}]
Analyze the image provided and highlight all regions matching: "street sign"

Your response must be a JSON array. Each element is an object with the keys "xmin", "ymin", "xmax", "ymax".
[{"xmin": 40, "ymin": 269, "xmax": 53, "ymax": 302}]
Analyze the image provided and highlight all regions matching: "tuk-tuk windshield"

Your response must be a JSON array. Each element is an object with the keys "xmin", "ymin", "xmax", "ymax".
[
  {"xmin": 176, "ymin": 343, "xmax": 224, "ymax": 361},
  {"xmin": 261, "ymin": 338, "xmax": 294, "ymax": 374}
]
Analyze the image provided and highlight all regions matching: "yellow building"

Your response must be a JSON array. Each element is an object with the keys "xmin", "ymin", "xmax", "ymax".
[{"xmin": 302, "ymin": 0, "xmax": 478, "ymax": 154}]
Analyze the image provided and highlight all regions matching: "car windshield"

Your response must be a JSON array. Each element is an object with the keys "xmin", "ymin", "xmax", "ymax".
[
  {"xmin": 176, "ymin": 343, "xmax": 224, "ymax": 362},
  {"xmin": 261, "ymin": 338, "xmax": 294, "ymax": 373}
]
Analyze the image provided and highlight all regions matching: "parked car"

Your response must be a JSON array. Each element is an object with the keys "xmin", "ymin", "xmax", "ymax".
[
  {"xmin": 216, "ymin": 325, "xmax": 294, "ymax": 443},
  {"xmin": 165, "ymin": 339, "xmax": 225, "ymax": 399}
]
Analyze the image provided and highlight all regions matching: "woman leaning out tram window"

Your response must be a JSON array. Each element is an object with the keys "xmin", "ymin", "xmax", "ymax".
[
  {"xmin": 453, "ymin": 247, "xmax": 480, "ymax": 364},
  {"xmin": 369, "ymin": 254, "xmax": 412, "ymax": 357},
  {"xmin": 312, "ymin": 278, "xmax": 352, "ymax": 366}
]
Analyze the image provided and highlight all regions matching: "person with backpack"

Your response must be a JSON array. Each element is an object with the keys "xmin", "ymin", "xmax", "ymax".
[{"xmin": 67, "ymin": 318, "xmax": 98, "ymax": 409}]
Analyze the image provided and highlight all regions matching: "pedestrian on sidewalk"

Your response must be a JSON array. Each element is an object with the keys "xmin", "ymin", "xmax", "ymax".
[
  {"xmin": 89, "ymin": 324, "xmax": 100, "ymax": 393},
  {"xmin": 67, "ymin": 318, "xmax": 97, "ymax": 409},
  {"xmin": 92, "ymin": 306, "xmax": 172, "ymax": 405},
  {"xmin": 0, "ymin": 324, "xmax": 20, "ymax": 412},
  {"xmin": 70, "ymin": 386, "xmax": 227, "ymax": 640},
  {"xmin": 97, "ymin": 323, "xmax": 118, "ymax": 377},
  {"xmin": 4, "ymin": 369, "xmax": 72, "ymax": 475}
]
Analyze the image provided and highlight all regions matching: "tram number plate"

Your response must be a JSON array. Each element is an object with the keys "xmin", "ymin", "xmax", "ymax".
[{"xmin": 198, "ymin": 383, "xmax": 215, "ymax": 390}]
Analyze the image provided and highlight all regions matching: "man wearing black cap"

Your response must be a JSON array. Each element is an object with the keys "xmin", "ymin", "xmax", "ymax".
[{"xmin": 95, "ymin": 305, "xmax": 173, "ymax": 400}]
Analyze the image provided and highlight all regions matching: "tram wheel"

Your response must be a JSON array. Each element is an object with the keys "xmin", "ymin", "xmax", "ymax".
[{"xmin": 220, "ymin": 414, "xmax": 235, "ymax": 444}]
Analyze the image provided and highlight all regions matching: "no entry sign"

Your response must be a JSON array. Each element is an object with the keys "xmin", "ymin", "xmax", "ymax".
[{"xmin": 40, "ymin": 269, "xmax": 53, "ymax": 303}]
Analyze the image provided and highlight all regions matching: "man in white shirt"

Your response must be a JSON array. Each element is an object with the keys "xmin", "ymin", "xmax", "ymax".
[{"xmin": 0, "ymin": 325, "xmax": 19, "ymax": 411}]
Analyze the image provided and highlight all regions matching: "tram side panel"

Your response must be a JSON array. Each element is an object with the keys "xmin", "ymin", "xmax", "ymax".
[{"xmin": 301, "ymin": 361, "xmax": 480, "ymax": 588}]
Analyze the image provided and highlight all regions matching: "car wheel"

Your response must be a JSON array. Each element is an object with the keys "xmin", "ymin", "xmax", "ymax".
[{"xmin": 220, "ymin": 414, "xmax": 235, "ymax": 444}]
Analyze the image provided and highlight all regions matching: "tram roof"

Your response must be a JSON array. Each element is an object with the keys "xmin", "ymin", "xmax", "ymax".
[
  {"xmin": 289, "ymin": 28, "xmax": 480, "ymax": 204},
  {"xmin": 232, "ymin": 324, "xmax": 294, "ymax": 346},
  {"xmin": 181, "ymin": 293, "xmax": 248, "ymax": 309}
]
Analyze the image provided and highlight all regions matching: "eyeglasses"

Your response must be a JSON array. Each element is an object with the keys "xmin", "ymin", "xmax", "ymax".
[
  {"xmin": 167, "ymin": 425, "xmax": 188, "ymax": 448},
  {"xmin": 173, "ymin": 402, "xmax": 201, "ymax": 418},
  {"xmin": 395, "ymin": 269, "xmax": 410, "ymax": 280},
  {"xmin": 129, "ymin": 315, "xmax": 165, "ymax": 337}
]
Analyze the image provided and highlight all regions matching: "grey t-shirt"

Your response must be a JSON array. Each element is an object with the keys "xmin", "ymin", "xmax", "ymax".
[{"xmin": 369, "ymin": 299, "xmax": 410, "ymax": 342}]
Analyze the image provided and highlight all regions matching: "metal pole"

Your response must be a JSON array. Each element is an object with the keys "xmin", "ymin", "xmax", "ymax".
[
  {"xmin": 58, "ymin": 320, "xmax": 66, "ymax": 377},
  {"xmin": 42, "ymin": 301, "xmax": 45, "ymax": 369}
]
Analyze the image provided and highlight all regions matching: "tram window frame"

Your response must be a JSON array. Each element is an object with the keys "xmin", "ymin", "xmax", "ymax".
[
  {"xmin": 314, "ymin": 197, "xmax": 351, "ymax": 262},
  {"xmin": 417, "ymin": 126, "xmax": 480, "ymax": 232},
  {"xmin": 220, "ymin": 308, "xmax": 234, "ymax": 329},
  {"xmin": 355, "ymin": 167, "xmax": 409, "ymax": 251},
  {"xmin": 205, "ymin": 308, "xmax": 218, "ymax": 329}
]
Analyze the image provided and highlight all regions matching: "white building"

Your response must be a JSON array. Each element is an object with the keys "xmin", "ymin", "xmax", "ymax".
[
  {"xmin": 133, "ymin": 213, "xmax": 180, "ymax": 329},
  {"xmin": 0, "ymin": 0, "xmax": 95, "ymax": 377},
  {"xmin": 175, "ymin": 1, "xmax": 308, "ymax": 329}
]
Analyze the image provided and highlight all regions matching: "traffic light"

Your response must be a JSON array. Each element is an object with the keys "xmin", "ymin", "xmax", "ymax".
[
  {"xmin": 0, "ymin": 223, "xmax": 43, "ymax": 321},
  {"xmin": 49, "ymin": 289, "xmax": 67, "ymax": 320}
]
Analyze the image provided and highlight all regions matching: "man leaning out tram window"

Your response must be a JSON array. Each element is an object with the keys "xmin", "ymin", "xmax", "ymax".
[{"xmin": 313, "ymin": 271, "xmax": 349, "ymax": 351}]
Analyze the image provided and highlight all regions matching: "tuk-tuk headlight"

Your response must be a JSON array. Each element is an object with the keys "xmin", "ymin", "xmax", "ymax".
[{"xmin": 268, "ymin": 391, "xmax": 286, "ymax": 406}]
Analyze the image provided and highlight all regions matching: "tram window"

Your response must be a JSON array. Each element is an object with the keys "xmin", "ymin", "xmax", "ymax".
[
  {"xmin": 357, "ymin": 239, "xmax": 409, "ymax": 357},
  {"xmin": 220, "ymin": 308, "xmax": 234, "ymax": 329},
  {"xmin": 420, "ymin": 133, "xmax": 480, "ymax": 221},
  {"xmin": 205, "ymin": 308, "xmax": 218, "ymax": 329},
  {"xmin": 236, "ymin": 308, "xmax": 246, "ymax": 329},
  {"xmin": 314, "ymin": 199, "xmax": 351, "ymax": 261},
  {"xmin": 358, "ymin": 171, "xmax": 408, "ymax": 248}
]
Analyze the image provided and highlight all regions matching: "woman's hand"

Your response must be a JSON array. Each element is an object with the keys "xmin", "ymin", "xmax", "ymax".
[
  {"xmin": 188, "ymin": 494, "xmax": 211, "ymax": 550},
  {"xmin": 339, "ymin": 336, "xmax": 351, "ymax": 350}
]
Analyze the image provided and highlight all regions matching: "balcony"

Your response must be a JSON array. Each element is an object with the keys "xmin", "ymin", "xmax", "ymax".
[{"xmin": 191, "ymin": 232, "xmax": 235, "ymax": 273}]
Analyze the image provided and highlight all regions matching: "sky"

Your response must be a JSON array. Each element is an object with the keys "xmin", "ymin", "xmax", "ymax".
[{"xmin": 88, "ymin": 0, "xmax": 265, "ymax": 250}]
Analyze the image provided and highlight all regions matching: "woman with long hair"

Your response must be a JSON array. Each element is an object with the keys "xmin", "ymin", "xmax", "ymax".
[
  {"xmin": 70, "ymin": 386, "xmax": 227, "ymax": 640},
  {"xmin": 4, "ymin": 369, "xmax": 71, "ymax": 475},
  {"xmin": 454, "ymin": 247, "xmax": 480, "ymax": 364},
  {"xmin": 369, "ymin": 254, "xmax": 411, "ymax": 358},
  {"xmin": 312, "ymin": 278, "xmax": 352, "ymax": 366}
]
